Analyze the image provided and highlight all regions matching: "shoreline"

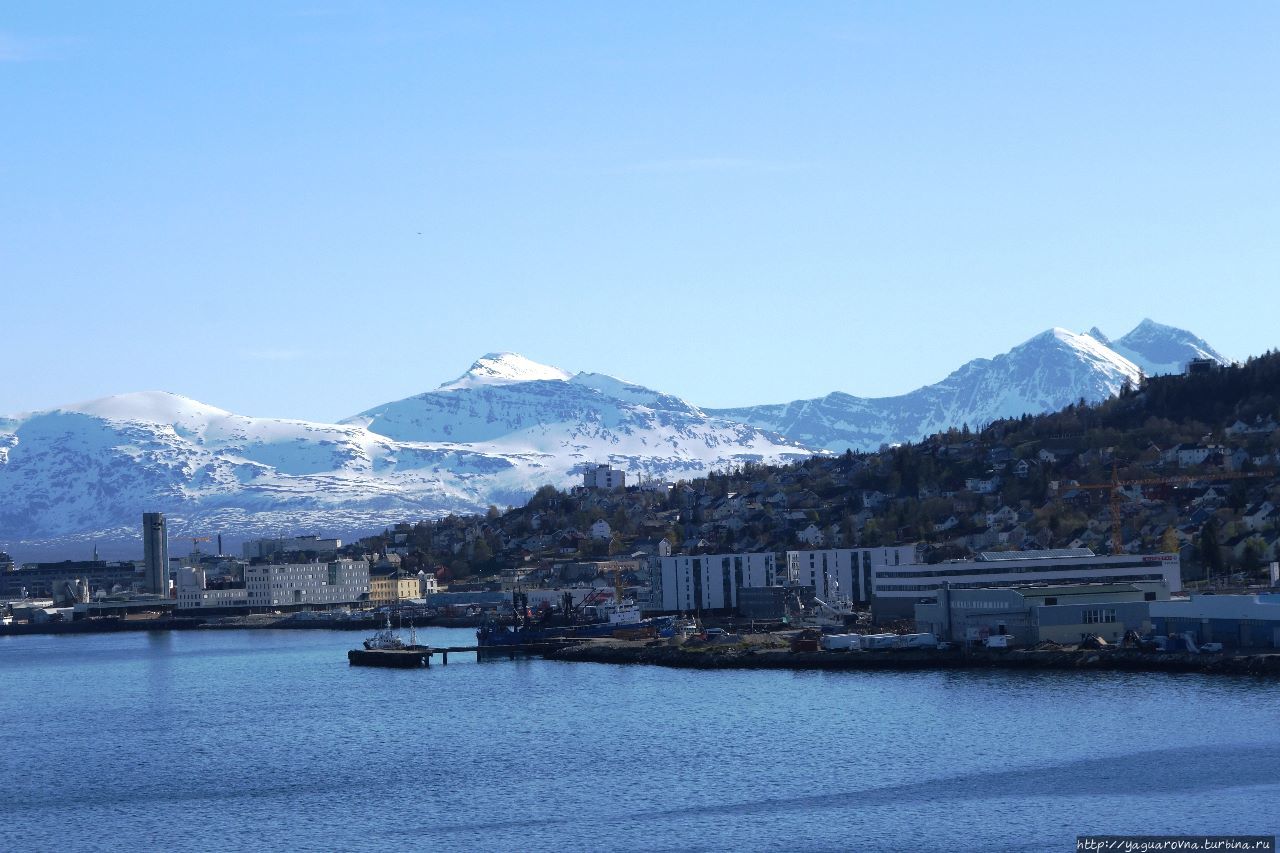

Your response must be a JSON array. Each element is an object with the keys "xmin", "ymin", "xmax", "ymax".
[
  {"xmin": 0, "ymin": 614, "xmax": 484, "ymax": 637},
  {"xmin": 545, "ymin": 640, "xmax": 1280, "ymax": 676}
]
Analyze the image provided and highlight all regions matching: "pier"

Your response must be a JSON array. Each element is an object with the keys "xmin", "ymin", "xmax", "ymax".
[
  {"xmin": 437, "ymin": 642, "xmax": 571, "ymax": 663},
  {"xmin": 348, "ymin": 641, "xmax": 575, "ymax": 668}
]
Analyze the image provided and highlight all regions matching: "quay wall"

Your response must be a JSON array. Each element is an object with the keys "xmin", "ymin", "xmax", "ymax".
[{"xmin": 545, "ymin": 642, "xmax": 1280, "ymax": 676}]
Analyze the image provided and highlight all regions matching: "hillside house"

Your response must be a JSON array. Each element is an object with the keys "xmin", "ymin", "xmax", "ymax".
[
  {"xmin": 1226, "ymin": 416, "xmax": 1279, "ymax": 436},
  {"xmin": 861, "ymin": 490, "xmax": 890, "ymax": 509},
  {"xmin": 1013, "ymin": 459, "xmax": 1038, "ymax": 479},
  {"xmin": 986, "ymin": 506, "xmax": 1019, "ymax": 527},
  {"xmin": 796, "ymin": 524, "xmax": 825, "ymax": 547},
  {"xmin": 1244, "ymin": 502, "xmax": 1277, "ymax": 532},
  {"xmin": 964, "ymin": 475, "xmax": 1001, "ymax": 495},
  {"xmin": 1038, "ymin": 448, "xmax": 1075, "ymax": 466},
  {"xmin": 632, "ymin": 538, "xmax": 673, "ymax": 558},
  {"xmin": 1193, "ymin": 487, "xmax": 1230, "ymax": 509},
  {"xmin": 933, "ymin": 515, "xmax": 960, "ymax": 533},
  {"xmin": 1163, "ymin": 444, "xmax": 1223, "ymax": 468}
]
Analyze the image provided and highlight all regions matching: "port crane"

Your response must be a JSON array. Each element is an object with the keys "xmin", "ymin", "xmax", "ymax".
[{"xmin": 1074, "ymin": 463, "xmax": 1271, "ymax": 553}]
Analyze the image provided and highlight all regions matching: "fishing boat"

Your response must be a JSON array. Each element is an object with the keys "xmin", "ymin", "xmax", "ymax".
[{"xmin": 348, "ymin": 614, "xmax": 431, "ymax": 667}]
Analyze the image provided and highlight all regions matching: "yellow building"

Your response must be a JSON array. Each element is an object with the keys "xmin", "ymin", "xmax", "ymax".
[{"xmin": 369, "ymin": 573, "xmax": 421, "ymax": 604}]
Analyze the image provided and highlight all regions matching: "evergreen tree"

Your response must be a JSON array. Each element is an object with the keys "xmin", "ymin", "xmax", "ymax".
[{"xmin": 1198, "ymin": 520, "xmax": 1224, "ymax": 582}]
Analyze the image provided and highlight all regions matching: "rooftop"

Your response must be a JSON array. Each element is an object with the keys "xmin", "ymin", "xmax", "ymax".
[{"xmin": 976, "ymin": 548, "xmax": 1096, "ymax": 562}]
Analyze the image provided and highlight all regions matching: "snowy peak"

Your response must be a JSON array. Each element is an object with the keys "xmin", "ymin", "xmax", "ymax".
[
  {"xmin": 344, "ymin": 354, "xmax": 794, "ymax": 453},
  {"xmin": 438, "ymin": 352, "xmax": 572, "ymax": 391},
  {"xmin": 56, "ymin": 391, "xmax": 234, "ymax": 426},
  {"xmin": 709, "ymin": 323, "xmax": 1170, "ymax": 452},
  {"xmin": 1017, "ymin": 328, "xmax": 1141, "ymax": 379},
  {"xmin": 1109, "ymin": 319, "xmax": 1229, "ymax": 376}
]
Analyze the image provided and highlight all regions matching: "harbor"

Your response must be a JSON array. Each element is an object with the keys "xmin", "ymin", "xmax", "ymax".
[{"xmin": 3, "ymin": 624, "xmax": 1276, "ymax": 851}]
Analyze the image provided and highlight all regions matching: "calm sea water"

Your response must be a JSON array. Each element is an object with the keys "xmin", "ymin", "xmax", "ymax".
[{"xmin": 0, "ymin": 627, "xmax": 1276, "ymax": 852}]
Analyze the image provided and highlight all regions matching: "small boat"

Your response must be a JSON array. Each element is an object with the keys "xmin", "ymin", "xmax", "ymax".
[{"xmin": 348, "ymin": 615, "xmax": 431, "ymax": 667}]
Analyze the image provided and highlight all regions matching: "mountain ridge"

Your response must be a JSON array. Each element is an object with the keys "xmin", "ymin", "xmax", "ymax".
[
  {"xmin": 708, "ymin": 320, "xmax": 1227, "ymax": 452},
  {"xmin": 0, "ymin": 320, "xmax": 1231, "ymax": 558}
]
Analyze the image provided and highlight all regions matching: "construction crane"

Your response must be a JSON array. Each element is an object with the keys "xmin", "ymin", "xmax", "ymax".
[
  {"xmin": 188, "ymin": 536, "xmax": 212, "ymax": 557},
  {"xmin": 1075, "ymin": 462, "xmax": 1271, "ymax": 553}
]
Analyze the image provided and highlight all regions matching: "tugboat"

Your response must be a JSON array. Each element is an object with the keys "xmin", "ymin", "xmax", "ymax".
[{"xmin": 348, "ymin": 614, "xmax": 432, "ymax": 668}]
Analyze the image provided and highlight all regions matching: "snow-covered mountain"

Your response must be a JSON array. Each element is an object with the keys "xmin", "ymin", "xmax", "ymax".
[
  {"xmin": 0, "ymin": 358, "xmax": 811, "ymax": 555},
  {"xmin": 709, "ymin": 320, "xmax": 1229, "ymax": 453},
  {"xmin": 0, "ymin": 322, "xmax": 1229, "ymax": 557},
  {"xmin": 341, "ymin": 354, "xmax": 812, "ymax": 479},
  {"xmin": 1089, "ymin": 319, "xmax": 1228, "ymax": 378}
]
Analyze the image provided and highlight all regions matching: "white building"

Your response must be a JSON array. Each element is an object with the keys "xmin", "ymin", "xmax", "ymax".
[
  {"xmin": 589, "ymin": 519, "xmax": 612, "ymax": 541},
  {"xmin": 787, "ymin": 546, "xmax": 918, "ymax": 606},
  {"xmin": 245, "ymin": 560, "xmax": 370, "ymax": 609},
  {"xmin": 583, "ymin": 464, "xmax": 625, "ymax": 490},
  {"xmin": 1161, "ymin": 444, "xmax": 1220, "ymax": 468},
  {"xmin": 175, "ymin": 566, "xmax": 249, "ymax": 610},
  {"xmin": 416, "ymin": 570, "xmax": 439, "ymax": 598},
  {"xmin": 872, "ymin": 548, "xmax": 1182, "ymax": 619},
  {"xmin": 659, "ymin": 553, "xmax": 777, "ymax": 613},
  {"xmin": 964, "ymin": 476, "xmax": 1001, "ymax": 494}
]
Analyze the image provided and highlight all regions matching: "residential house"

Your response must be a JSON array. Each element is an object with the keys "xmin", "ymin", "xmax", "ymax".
[
  {"xmin": 986, "ymin": 506, "xmax": 1019, "ymax": 527},
  {"xmin": 1226, "ymin": 416, "xmax": 1279, "ymax": 436},
  {"xmin": 796, "ymin": 524, "xmax": 825, "ymax": 547},
  {"xmin": 964, "ymin": 475, "xmax": 1001, "ymax": 495},
  {"xmin": 933, "ymin": 515, "xmax": 960, "ymax": 533},
  {"xmin": 1038, "ymin": 448, "xmax": 1075, "ymax": 466},
  {"xmin": 1243, "ymin": 502, "xmax": 1277, "ymax": 532},
  {"xmin": 632, "ymin": 538, "xmax": 673, "ymax": 558},
  {"xmin": 1162, "ymin": 444, "xmax": 1222, "ymax": 468}
]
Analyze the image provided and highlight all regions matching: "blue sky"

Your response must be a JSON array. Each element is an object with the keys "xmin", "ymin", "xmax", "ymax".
[{"xmin": 2, "ymin": 2, "xmax": 1277, "ymax": 422}]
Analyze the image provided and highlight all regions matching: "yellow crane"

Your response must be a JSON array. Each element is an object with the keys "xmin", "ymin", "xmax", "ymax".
[{"xmin": 1075, "ymin": 462, "xmax": 1271, "ymax": 553}]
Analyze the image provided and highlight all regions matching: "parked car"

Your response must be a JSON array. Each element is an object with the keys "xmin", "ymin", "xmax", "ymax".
[{"xmin": 1199, "ymin": 642, "xmax": 1224, "ymax": 653}]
